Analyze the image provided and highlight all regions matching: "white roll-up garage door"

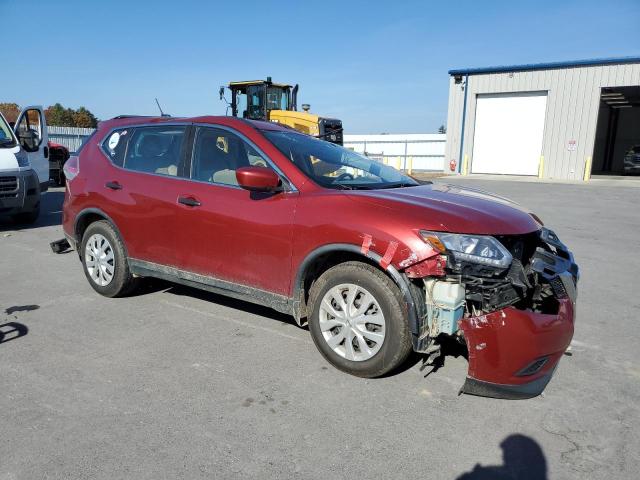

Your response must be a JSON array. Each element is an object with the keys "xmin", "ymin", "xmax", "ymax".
[{"xmin": 471, "ymin": 92, "xmax": 547, "ymax": 175}]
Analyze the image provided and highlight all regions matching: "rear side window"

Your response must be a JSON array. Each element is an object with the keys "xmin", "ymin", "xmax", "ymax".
[
  {"xmin": 124, "ymin": 126, "xmax": 187, "ymax": 177},
  {"xmin": 102, "ymin": 125, "xmax": 187, "ymax": 176},
  {"xmin": 102, "ymin": 128, "xmax": 131, "ymax": 167}
]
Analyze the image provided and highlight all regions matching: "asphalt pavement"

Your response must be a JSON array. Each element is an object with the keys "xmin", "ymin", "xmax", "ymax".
[{"xmin": 1, "ymin": 180, "xmax": 638, "ymax": 479}]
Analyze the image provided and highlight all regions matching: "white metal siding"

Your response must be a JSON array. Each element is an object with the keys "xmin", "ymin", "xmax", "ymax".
[{"xmin": 444, "ymin": 63, "xmax": 640, "ymax": 180}]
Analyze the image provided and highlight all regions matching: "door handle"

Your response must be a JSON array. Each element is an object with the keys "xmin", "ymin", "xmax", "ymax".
[
  {"xmin": 178, "ymin": 196, "xmax": 201, "ymax": 207},
  {"xmin": 105, "ymin": 181, "xmax": 122, "ymax": 190}
]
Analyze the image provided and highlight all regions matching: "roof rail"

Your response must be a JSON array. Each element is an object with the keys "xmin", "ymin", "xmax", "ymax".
[{"xmin": 111, "ymin": 114, "xmax": 169, "ymax": 120}]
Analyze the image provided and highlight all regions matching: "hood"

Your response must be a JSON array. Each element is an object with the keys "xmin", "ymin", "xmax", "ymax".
[{"xmin": 348, "ymin": 183, "xmax": 541, "ymax": 235}]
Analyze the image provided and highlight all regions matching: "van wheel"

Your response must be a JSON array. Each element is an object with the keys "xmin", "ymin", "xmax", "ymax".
[
  {"xmin": 11, "ymin": 204, "xmax": 40, "ymax": 225},
  {"xmin": 81, "ymin": 220, "xmax": 137, "ymax": 297},
  {"xmin": 308, "ymin": 261, "xmax": 412, "ymax": 378}
]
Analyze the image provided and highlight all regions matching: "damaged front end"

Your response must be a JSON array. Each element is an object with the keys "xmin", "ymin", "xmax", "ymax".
[{"xmin": 407, "ymin": 227, "xmax": 578, "ymax": 399}]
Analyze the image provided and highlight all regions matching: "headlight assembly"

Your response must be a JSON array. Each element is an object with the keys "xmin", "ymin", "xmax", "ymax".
[{"xmin": 420, "ymin": 230, "xmax": 513, "ymax": 269}]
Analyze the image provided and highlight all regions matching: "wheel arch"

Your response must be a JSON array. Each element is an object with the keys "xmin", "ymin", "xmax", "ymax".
[
  {"xmin": 292, "ymin": 243, "xmax": 419, "ymax": 337},
  {"xmin": 74, "ymin": 208, "xmax": 128, "ymax": 257}
]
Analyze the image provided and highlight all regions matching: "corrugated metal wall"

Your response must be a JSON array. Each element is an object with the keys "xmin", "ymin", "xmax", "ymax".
[
  {"xmin": 444, "ymin": 63, "xmax": 640, "ymax": 180},
  {"xmin": 48, "ymin": 126, "xmax": 96, "ymax": 152}
]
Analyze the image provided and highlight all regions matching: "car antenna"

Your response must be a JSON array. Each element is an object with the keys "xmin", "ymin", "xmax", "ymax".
[{"xmin": 155, "ymin": 98, "xmax": 170, "ymax": 117}]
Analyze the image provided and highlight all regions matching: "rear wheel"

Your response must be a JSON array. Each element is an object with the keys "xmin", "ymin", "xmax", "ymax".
[
  {"xmin": 81, "ymin": 221, "xmax": 137, "ymax": 297},
  {"xmin": 308, "ymin": 261, "xmax": 412, "ymax": 378}
]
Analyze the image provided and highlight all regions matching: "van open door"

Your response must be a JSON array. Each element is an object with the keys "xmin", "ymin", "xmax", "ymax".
[{"xmin": 14, "ymin": 106, "xmax": 49, "ymax": 190}]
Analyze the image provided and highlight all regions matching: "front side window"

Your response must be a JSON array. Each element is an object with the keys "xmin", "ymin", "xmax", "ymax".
[
  {"xmin": 0, "ymin": 114, "xmax": 17, "ymax": 148},
  {"xmin": 191, "ymin": 127, "xmax": 273, "ymax": 186},
  {"xmin": 16, "ymin": 108, "xmax": 43, "ymax": 151},
  {"xmin": 263, "ymin": 131, "xmax": 419, "ymax": 190},
  {"xmin": 124, "ymin": 126, "xmax": 186, "ymax": 176}
]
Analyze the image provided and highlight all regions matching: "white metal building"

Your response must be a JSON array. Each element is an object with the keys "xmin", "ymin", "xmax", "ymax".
[{"xmin": 444, "ymin": 57, "xmax": 640, "ymax": 180}]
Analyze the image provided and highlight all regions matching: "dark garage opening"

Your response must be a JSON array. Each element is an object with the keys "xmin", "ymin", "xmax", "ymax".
[{"xmin": 592, "ymin": 86, "xmax": 640, "ymax": 176}]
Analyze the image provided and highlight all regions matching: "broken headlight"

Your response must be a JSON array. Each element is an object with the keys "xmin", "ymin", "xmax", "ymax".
[{"xmin": 420, "ymin": 231, "xmax": 513, "ymax": 269}]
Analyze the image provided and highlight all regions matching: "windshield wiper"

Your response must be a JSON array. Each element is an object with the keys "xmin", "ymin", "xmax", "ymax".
[
  {"xmin": 377, "ymin": 181, "xmax": 419, "ymax": 189},
  {"xmin": 331, "ymin": 183, "xmax": 377, "ymax": 190}
]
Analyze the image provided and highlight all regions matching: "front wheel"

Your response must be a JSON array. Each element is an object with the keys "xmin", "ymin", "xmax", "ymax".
[{"xmin": 308, "ymin": 261, "xmax": 412, "ymax": 378}]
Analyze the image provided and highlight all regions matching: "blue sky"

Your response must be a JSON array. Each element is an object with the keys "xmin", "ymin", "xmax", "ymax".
[{"xmin": 2, "ymin": 0, "xmax": 638, "ymax": 133}]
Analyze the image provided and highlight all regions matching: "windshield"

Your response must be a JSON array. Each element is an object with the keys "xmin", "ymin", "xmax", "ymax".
[
  {"xmin": 264, "ymin": 131, "xmax": 419, "ymax": 190},
  {"xmin": 0, "ymin": 114, "xmax": 17, "ymax": 148}
]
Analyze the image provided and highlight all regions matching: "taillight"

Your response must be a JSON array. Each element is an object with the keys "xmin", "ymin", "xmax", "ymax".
[{"xmin": 63, "ymin": 155, "xmax": 79, "ymax": 181}]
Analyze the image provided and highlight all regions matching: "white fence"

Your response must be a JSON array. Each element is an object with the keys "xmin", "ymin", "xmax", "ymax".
[
  {"xmin": 45, "ymin": 127, "xmax": 448, "ymax": 172},
  {"xmin": 48, "ymin": 126, "xmax": 96, "ymax": 152},
  {"xmin": 343, "ymin": 133, "xmax": 446, "ymax": 172}
]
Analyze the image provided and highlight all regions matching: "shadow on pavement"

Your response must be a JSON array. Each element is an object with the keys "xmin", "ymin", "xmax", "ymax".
[
  {"xmin": 0, "ymin": 189, "xmax": 65, "ymax": 231},
  {"xmin": 163, "ymin": 282, "xmax": 299, "ymax": 327},
  {"xmin": 0, "ymin": 322, "xmax": 29, "ymax": 344},
  {"xmin": 456, "ymin": 434, "xmax": 547, "ymax": 480}
]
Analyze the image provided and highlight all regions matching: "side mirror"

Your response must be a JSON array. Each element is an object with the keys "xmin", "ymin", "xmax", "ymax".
[
  {"xmin": 19, "ymin": 129, "xmax": 40, "ymax": 152},
  {"xmin": 236, "ymin": 166, "xmax": 281, "ymax": 192}
]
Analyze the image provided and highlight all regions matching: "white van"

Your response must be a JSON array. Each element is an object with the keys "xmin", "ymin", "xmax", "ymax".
[{"xmin": 0, "ymin": 106, "xmax": 49, "ymax": 224}]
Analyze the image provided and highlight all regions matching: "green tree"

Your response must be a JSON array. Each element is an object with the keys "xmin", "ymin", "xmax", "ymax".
[
  {"xmin": 45, "ymin": 103, "xmax": 75, "ymax": 127},
  {"xmin": 72, "ymin": 107, "xmax": 98, "ymax": 128},
  {"xmin": 0, "ymin": 103, "xmax": 21, "ymax": 123}
]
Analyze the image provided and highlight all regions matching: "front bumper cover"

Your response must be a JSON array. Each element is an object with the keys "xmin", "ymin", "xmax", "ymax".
[
  {"xmin": 459, "ymin": 298, "xmax": 574, "ymax": 399},
  {"xmin": 458, "ymin": 229, "xmax": 578, "ymax": 399},
  {"xmin": 0, "ymin": 169, "xmax": 40, "ymax": 216}
]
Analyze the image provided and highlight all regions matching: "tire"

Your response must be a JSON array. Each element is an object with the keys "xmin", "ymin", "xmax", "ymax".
[
  {"xmin": 56, "ymin": 170, "xmax": 65, "ymax": 187},
  {"xmin": 11, "ymin": 204, "xmax": 40, "ymax": 225},
  {"xmin": 308, "ymin": 261, "xmax": 412, "ymax": 378},
  {"xmin": 81, "ymin": 220, "xmax": 137, "ymax": 297}
]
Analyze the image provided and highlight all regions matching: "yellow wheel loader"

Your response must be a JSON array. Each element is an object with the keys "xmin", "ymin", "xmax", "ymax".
[{"xmin": 219, "ymin": 78, "xmax": 343, "ymax": 145}]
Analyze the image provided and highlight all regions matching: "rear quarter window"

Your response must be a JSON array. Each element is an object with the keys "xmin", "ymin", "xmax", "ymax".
[{"xmin": 101, "ymin": 129, "xmax": 131, "ymax": 167}]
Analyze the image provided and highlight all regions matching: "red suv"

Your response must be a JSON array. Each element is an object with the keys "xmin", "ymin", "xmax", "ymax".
[{"xmin": 62, "ymin": 116, "xmax": 578, "ymax": 399}]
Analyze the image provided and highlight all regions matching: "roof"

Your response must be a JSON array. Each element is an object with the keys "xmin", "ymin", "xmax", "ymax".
[
  {"xmin": 229, "ymin": 80, "xmax": 292, "ymax": 88},
  {"xmin": 98, "ymin": 115, "xmax": 291, "ymax": 133},
  {"xmin": 448, "ymin": 56, "xmax": 640, "ymax": 76}
]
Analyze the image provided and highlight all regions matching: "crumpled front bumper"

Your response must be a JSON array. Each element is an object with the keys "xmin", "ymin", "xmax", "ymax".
[
  {"xmin": 458, "ymin": 298, "xmax": 574, "ymax": 399},
  {"xmin": 458, "ymin": 227, "xmax": 578, "ymax": 399}
]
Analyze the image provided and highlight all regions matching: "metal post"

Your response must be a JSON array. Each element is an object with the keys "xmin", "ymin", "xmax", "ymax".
[{"xmin": 403, "ymin": 140, "xmax": 408, "ymax": 171}]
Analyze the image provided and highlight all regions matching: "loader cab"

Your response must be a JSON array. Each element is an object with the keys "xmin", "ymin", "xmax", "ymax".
[
  {"xmin": 227, "ymin": 78, "xmax": 297, "ymax": 121},
  {"xmin": 221, "ymin": 77, "xmax": 343, "ymax": 145}
]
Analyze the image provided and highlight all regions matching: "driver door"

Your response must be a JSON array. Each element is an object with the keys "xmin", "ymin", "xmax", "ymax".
[{"xmin": 14, "ymin": 106, "xmax": 49, "ymax": 187}]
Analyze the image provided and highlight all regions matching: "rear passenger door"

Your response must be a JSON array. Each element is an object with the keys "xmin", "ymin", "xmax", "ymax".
[{"xmin": 99, "ymin": 124, "xmax": 192, "ymax": 268}]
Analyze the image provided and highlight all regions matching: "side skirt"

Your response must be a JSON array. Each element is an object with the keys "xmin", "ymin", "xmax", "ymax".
[{"xmin": 128, "ymin": 259, "xmax": 293, "ymax": 316}]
